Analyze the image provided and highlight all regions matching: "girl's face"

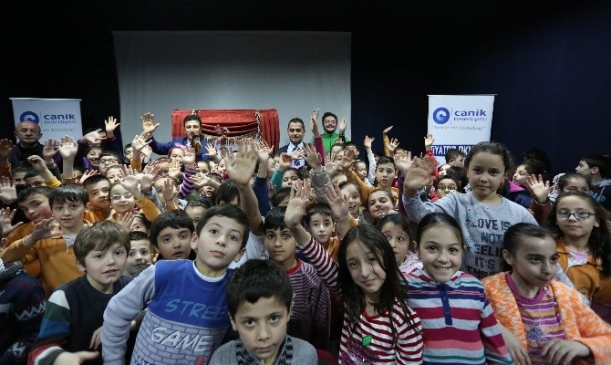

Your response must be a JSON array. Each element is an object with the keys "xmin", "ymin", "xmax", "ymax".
[
  {"xmin": 208, "ymin": 160, "xmax": 218, "ymax": 173},
  {"xmin": 105, "ymin": 167, "xmax": 123, "ymax": 184},
  {"xmin": 86, "ymin": 148, "xmax": 102, "ymax": 168},
  {"xmin": 281, "ymin": 170, "xmax": 300, "ymax": 188},
  {"xmin": 466, "ymin": 152, "xmax": 506, "ymax": 202},
  {"xmin": 355, "ymin": 161, "xmax": 368, "ymax": 180},
  {"xmin": 110, "ymin": 185, "xmax": 135, "ymax": 215},
  {"xmin": 169, "ymin": 149, "xmax": 185, "ymax": 165},
  {"xmin": 345, "ymin": 240, "xmax": 386, "ymax": 303},
  {"xmin": 438, "ymin": 164, "xmax": 451, "ymax": 177},
  {"xmin": 374, "ymin": 163, "xmax": 396, "ymax": 189},
  {"xmin": 555, "ymin": 195, "xmax": 599, "ymax": 240},
  {"xmin": 381, "ymin": 222, "xmax": 411, "ymax": 266},
  {"xmin": 503, "ymin": 235, "xmax": 558, "ymax": 297},
  {"xmin": 435, "ymin": 178, "xmax": 458, "ymax": 199},
  {"xmin": 512, "ymin": 164, "xmax": 529, "ymax": 185},
  {"xmin": 341, "ymin": 184, "xmax": 362, "ymax": 218},
  {"xmin": 367, "ymin": 190, "xmax": 394, "ymax": 221},
  {"xmin": 561, "ymin": 177, "xmax": 590, "ymax": 194},
  {"xmin": 217, "ymin": 159, "xmax": 227, "ymax": 174},
  {"xmin": 196, "ymin": 161, "xmax": 210, "ymax": 174},
  {"xmin": 417, "ymin": 224, "xmax": 463, "ymax": 283}
]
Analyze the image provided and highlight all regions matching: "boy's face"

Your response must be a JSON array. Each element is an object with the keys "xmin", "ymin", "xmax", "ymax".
[
  {"xmin": 25, "ymin": 175, "xmax": 45, "ymax": 187},
  {"xmin": 185, "ymin": 206, "xmax": 206, "ymax": 228},
  {"xmin": 154, "ymin": 177, "xmax": 178, "ymax": 201},
  {"xmin": 105, "ymin": 167, "xmax": 123, "ymax": 184},
  {"xmin": 99, "ymin": 156, "xmax": 118, "ymax": 174},
  {"xmin": 230, "ymin": 297, "xmax": 290, "ymax": 364},
  {"xmin": 78, "ymin": 242, "xmax": 128, "ymax": 293},
  {"xmin": 575, "ymin": 160, "xmax": 595, "ymax": 177},
  {"xmin": 193, "ymin": 216, "xmax": 245, "ymax": 276},
  {"xmin": 341, "ymin": 184, "xmax": 361, "ymax": 218},
  {"xmin": 156, "ymin": 226, "xmax": 195, "ymax": 260},
  {"xmin": 86, "ymin": 180, "xmax": 111, "ymax": 210},
  {"xmin": 110, "ymin": 185, "xmax": 135, "ymax": 215},
  {"xmin": 18, "ymin": 193, "xmax": 52, "ymax": 223},
  {"xmin": 308, "ymin": 213, "xmax": 335, "ymax": 245},
  {"xmin": 124, "ymin": 146, "xmax": 133, "ymax": 161},
  {"xmin": 375, "ymin": 162, "xmax": 396, "ymax": 188},
  {"xmin": 200, "ymin": 185, "xmax": 216, "ymax": 197},
  {"xmin": 355, "ymin": 162, "xmax": 367, "ymax": 180},
  {"xmin": 12, "ymin": 172, "xmax": 27, "ymax": 187},
  {"xmin": 52, "ymin": 200, "xmax": 87, "ymax": 231},
  {"xmin": 126, "ymin": 239, "xmax": 153, "ymax": 276},
  {"xmin": 264, "ymin": 228, "xmax": 297, "ymax": 269},
  {"xmin": 451, "ymin": 155, "xmax": 464, "ymax": 167}
]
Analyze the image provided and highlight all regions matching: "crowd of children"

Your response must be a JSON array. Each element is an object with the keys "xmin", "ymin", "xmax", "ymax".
[{"xmin": 0, "ymin": 110, "xmax": 610, "ymax": 365}]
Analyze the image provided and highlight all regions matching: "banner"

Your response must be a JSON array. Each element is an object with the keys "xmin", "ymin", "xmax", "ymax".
[
  {"xmin": 10, "ymin": 98, "xmax": 83, "ymax": 142},
  {"xmin": 427, "ymin": 95, "xmax": 495, "ymax": 166}
]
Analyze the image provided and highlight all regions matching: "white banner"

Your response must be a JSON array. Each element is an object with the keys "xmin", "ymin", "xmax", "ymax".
[
  {"xmin": 10, "ymin": 98, "xmax": 83, "ymax": 142},
  {"xmin": 427, "ymin": 95, "xmax": 495, "ymax": 166}
]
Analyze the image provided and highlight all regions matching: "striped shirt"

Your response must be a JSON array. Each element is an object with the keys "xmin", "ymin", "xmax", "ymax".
[
  {"xmin": 406, "ymin": 268, "xmax": 513, "ymax": 364},
  {"xmin": 299, "ymin": 236, "xmax": 423, "ymax": 364},
  {"xmin": 506, "ymin": 272, "xmax": 564, "ymax": 364}
]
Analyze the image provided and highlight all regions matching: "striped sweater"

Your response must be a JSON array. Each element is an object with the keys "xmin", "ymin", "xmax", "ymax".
[
  {"xmin": 299, "ymin": 236, "xmax": 423, "ymax": 364},
  {"xmin": 405, "ymin": 268, "xmax": 512, "ymax": 364}
]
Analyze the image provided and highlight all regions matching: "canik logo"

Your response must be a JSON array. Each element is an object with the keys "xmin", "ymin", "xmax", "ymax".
[
  {"xmin": 432, "ymin": 107, "xmax": 450, "ymax": 124},
  {"xmin": 20, "ymin": 111, "xmax": 40, "ymax": 124}
]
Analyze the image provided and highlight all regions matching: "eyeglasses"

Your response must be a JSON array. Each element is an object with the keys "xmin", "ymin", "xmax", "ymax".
[
  {"xmin": 111, "ymin": 192, "xmax": 134, "ymax": 201},
  {"xmin": 556, "ymin": 209, "xmax": 594, "ymax": 221},
  {"xmin": 437, "ymin": 185, "xmax": 457, "ymax": 192},
  {"xmin": 100, "ymin": 158, "xmax": 118, "ymax": 165}
]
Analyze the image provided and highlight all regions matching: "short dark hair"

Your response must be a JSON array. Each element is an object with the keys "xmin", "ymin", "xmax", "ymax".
[
  {"xmin": 211, "ymin": 179, "xmax": 240, "ymax": 206},
  {"xmin": 270, "ymin": 187, "xmax": 291, "ymax": 207},
  {"xmin": 183, "ymin": 113, "xmax": 202, "ymax": 127},
  {"xmin": 226, "ymin": 259, "xmax": 292, "ymax": 318},
  {"xmin": 502, "ymin": 223, "xmax": 553, "ymax": 271},
  {"xmin": 49, "ymin": 184, "xmax": 89, "ymax": 207},
  {"xmin": 129, "ymin": 230, "xmax": 150, "ymax": 242},
  {"xmin": 306, "ymin": 202, "xmax": 334, "ymax": 224},
  {"xmin": 185, "ymin": 199, "xmax": 208, "ymax": 210},
  {"xmin": 150, "ymin": 210, "xmax": 195, "ymax": 248},
  {"xmin": 24, "ymin": 169, "xmax": 41, "ymax": 179},
  {"xmin": 581, "ymin": 154, "xmax": 611, "ymax": 178},
  {"xmin": 444, "ymin": 148, "xmax": 465, "ymax": 163},
  {"xmin": 100, "ymin": 151, "xmax": 122, "ymax": 165},
  {"xmin": 195, "ymin": 204, "xmax": 250, "ymax": 249},
  {"xmin": 17, "ymin": 185, "xmax": 52, "ymax": 203},
  {"xmin": 264, "ymin": 207, "xmax": 288, "ymax": 231},
  {"xmin": 82, "ymin": 174, "xmax": 111, "ymax": 190},
  {"xmin": 321, "ymin": 112, "xmax": 338, "ymax": 122},
  {"xmin": 376, "ymin": 156, "xmax": 396, "ymax": 170},
  {"xmin": 73, "ymin": 220, "xmax": 130, "ymax": 267},
  {"xmin": 287, "ymin": 117, "xmax": 305, "ymax": 130}
]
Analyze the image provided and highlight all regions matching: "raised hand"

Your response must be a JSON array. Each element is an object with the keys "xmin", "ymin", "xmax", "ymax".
[
  {"xmin": 403, "ymin": 157, "xmax": 435, "ymax": 194},
  {"xmin": 526, "ymin": 174, "xmax": 550, "ymax": 204},
  {"xmin": 363, "ymin": 135, "xmax": 375, "ymax": 150},
  {"xmin": 140, "ymin": 112, "xmax": 159, "ymax": 135},
  {"xmin": 120, "ymin": 175, "xmax": 140, "ymax": 197},
  {"xmin": 140, "ymin": 165, "xmax": 160, "ymax": 192},
  {"xmin": 29, "ymin": 218, "xmax": 57, "ymax": 243},
  {"xmin": 394, "ymin": 151, "xmax": 414, "ymax": 175},
  {"xmin": 116, "ymin": 212, "xmax": 135, "ymax": 233},
  {"xmin": 0, "ymin": 139, "xmax": 14, "ymax": 161},
  {"xmin": 26, "ymin": 155, "xmax": 49, "ymax": 173},
  {"xmin": 339, "ymin": 148, "xmax": 357, "ymax": 172},
  {"xmin": 78, "ymin": 169, "xmax": 98, "ymax": 185},
  {"xmin": 183, "ymin": 146, "xmax": 196, "ymax": 168},
  {"xmin": 303, "ymin": 143, "xmax": 322, "ymax": 171},
  {"xmin": 131, "ymin": 133, "xmax": 151, "ymax": 152},
  {"xmin": 59, "ymin": 135, "xmax": 78, "ymax": 160},
  {"xmin": 424, "ymin": 134, "xmax": 435, "ymax": 150},
  {"xmin": 160, "ymin": 178, "xmax": 178, "ymax": 203},
  {"xmin": 277, "ymin": 153, "xmax": 293, "ymax": 172},
  {"xmin": 167, "ymin": 160, "xmax": 182, "ymax": 179},
  {"xmin": 105, "ymin": 116, "xmax": 120, "ymax": 136},
  {"xmin": 204, "ymin": 144, "xmax": 218, "ymax": 158},
  {"xmin": 383, "ymin": 126, "xmax": 393, "ymax": 135},
  {"xmin": 82, "ymin": 129, "xmax": 107, "ymax": 146},
  {"xmin": 225, "ymin": 140, "xmax": 258, "ymax": 187},
  {"xmin": 43, "ymin": 139, "xmax": 60, "ymax": 161},
  {"xmin": 0, "ymin": 177, "xmax": 18, "ymax": 205},
  {"xmin": 284, "ymin": 179, "xmax": 311, "ymax": 228},
  {"xmin": 323, "ymin": 184, "xmax": 349, "ymax": 220},
  {"xmin": 255, "ymin": 141, "xmax": 272, "ymax": 164},
  {"xmin": 0, "ymin": 207, "xmax": 24, "ymax": 236},
  {"xmin": 387, "ymin": 138, "xmax": 400, "ymax": 153},
  {"xmin": 338, "ymin": 117, "xmax": 347, "ymax": 134},
  {"xmin": 310, "ymin": 108, "xmax": 321, "ymax": 138}
]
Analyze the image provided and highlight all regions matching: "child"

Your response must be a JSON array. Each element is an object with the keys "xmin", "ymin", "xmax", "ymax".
[
  {"xmin": 343, "ymin": 154, "xmax": 399, "ymax": 205},
  {"xmin": 184, "ymin": 198, "xmax": 208, "ymax": 228},
  {"xmin": 434, "ymin": 175, "xmax": 459, "ymax": 200},
  {"xmin": 527, "ymin": 172, "xmax": 592, "ymax": 224},
  {"xmin": 0, "ymin": 183, "xmax": 91, "ymax": 296},
  {"xmin": 125, "ymin": 231, "xmax": 154, "ymax": 277},
  {"xmin": 445, "ymin": 148, "xmax": 465, "ymax": 166},
  {"xmin": 547, "ymin": 191, "xmax": 611, "ymax": 320},
  {"xmin": 338, "ymin": 180, "xmax": 365, "ymax": 223},
  {"xmin": 108, "ymin": 179, "xmax": 160, "ymax": 226},
  {"xmin": 288, "ymin": 180, "xmax": 424, "ymax": 364},
  {"xmin": 263, "ymin": 206, "xmax": 331, "ymax": 350},
  {"xmin": 209, "ymin": 259, "xmax": 318, "ymax": 364},
  {"xmin": 101, "ymin": 204, "xmax": 250, "ymax": 364},
  {"xmin": 365, "ymin": 188, "xmax": 396, "ymax": 224},
  {"xmin": 401, "ymin": 141, "xmax": 538, "ymax": 279},
  {"xmin": 149, "ymin": 209, "xmax": 196, "ymax": 260},
  {"xmin": 129, "ymin": 213, "xmax": 150, "ymax": 235},
  {"xmin": 0, "ymin": 257, "xmax": 46, "ymax": 365},
  {"xmin": 82, "ymin": 174, "xmax": 112, "ymax": 221},
  {"xmin": 105, "ymin": 164, "xmax": 124, "ymax": 184},
  {"xmin": 405, "ymin": 213, "xmax": 512, "ymax": 364},
  {"xmin": 482, "ymin": 223, "xmax": 611, "ymax": 364},
  {"xmin": 28, "ymin": 220, "xmax": 131, "ymax": 365},
  {"xmin": 575, "ymin": 154, "xmax": 611, "ymax": 212},
  {"xmin": 306, "ymin": 202, "xmax": 339, "ymax": 260},
  {"xmin": 376, "ymin": 214, "xmax": 420, "ymax": 276}
]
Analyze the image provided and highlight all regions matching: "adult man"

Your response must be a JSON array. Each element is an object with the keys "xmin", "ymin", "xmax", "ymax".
[
  {"xmin": 318, "ymin": 111, "xmax": 348, "ymax": 155},
  {"xmin": 275, "ymin": 117, "xmax": 306, "ymax": 167},
  {"xmin": 142, "ymin": 112, "xmax": 212, "ymax": 161},
  {"xmin": 9, "ymin": 121, "xmax": 45, "ymax": 169}
]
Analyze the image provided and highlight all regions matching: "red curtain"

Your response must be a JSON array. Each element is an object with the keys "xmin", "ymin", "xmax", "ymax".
[{"xmin": 171, "ymin": 109, "xmax": 280, "ymax": 151}]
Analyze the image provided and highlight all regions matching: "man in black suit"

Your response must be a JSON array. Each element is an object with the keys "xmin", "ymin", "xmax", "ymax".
[{"xmin": 275, "ymin": 117, "xmax": 306, "ymax": 167}]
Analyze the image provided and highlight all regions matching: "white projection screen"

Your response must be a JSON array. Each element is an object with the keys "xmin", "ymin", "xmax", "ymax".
[{"xmin": 113, "ymin": 31, "xmax": 351, "ymax": 153}]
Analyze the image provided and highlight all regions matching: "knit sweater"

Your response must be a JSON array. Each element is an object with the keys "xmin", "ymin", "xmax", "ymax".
[
  {"xmin": 482, "ymin": 272, "xmax": 611, "ymax": 364},
  {"xmin": 28, "ymin": 275, "xmax": 132, "ymax": 365},
  {"xmin": 102, "ymin": 260, "xmax": 233, "ymax": 365},
  {"xmin": 298, "ymin": 236, "xmax": 423, "ymax": 364},
  {"xmin": 0, "ymin": 262, "xmax": 45, "ymax": 365},
  {"xmin": 402, "ymin": 191, "xmax": 538, "ymax": 279},
  {"xmin": 405, "ymin": 268, "xmax": 512, "ymax": 364}
]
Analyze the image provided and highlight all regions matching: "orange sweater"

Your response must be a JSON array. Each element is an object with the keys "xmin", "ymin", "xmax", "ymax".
[{"xmin": 483, "ymin": 272, "xmax": 611, "ymax": 364}]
